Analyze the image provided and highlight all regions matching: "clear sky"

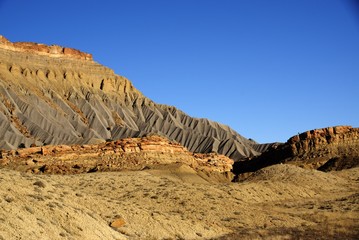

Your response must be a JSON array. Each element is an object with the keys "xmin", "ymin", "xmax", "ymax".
[{"xmin": 1, "ymin": 0, "xmax": 358, "ymax": 143}]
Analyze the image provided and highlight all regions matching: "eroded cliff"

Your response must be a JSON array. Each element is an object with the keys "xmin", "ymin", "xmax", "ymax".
[
  {"xmin": 233, "ymin": 126, "xmax": 359, "ymax": 176},
  {"xmin": 0, "ymin": 135, "xmax": 234, "ymax": 181},
  {"xmin": 0, "ymin": 36, "xmax": 270, "ymax": 160},
  {"xmin": 0, "ymin": 36, "xmax": 93, "ymax": 60}
]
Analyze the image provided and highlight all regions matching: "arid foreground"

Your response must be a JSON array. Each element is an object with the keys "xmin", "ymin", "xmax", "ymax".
[
  {"xmin": 0, "ymin": 163, "xmax": 358, "ymax": 239},
  {"xmin": 0, "ymin": 36, "xmax": 358, "ymax": 240}
]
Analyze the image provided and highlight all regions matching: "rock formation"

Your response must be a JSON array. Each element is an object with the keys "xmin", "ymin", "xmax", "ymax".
[
  {"xmin": 0, "ymin": 35, "xmax": 272, "ymax": 161},
  {"xmin": 233, "ymin": 126, "xmax": 359, "ymax": 176},
  {"xmin": 0, "ymin": 135, "xmax": 234, "ymax": 180},
  {"xmin": 0, "ymin": 36, "xmax": 92, "ymax": 60}
]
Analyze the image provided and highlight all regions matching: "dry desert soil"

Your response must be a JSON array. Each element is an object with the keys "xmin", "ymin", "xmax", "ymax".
[{"xmin": 0, "ymin": 163, "xmax": 358, "ymax": 240}]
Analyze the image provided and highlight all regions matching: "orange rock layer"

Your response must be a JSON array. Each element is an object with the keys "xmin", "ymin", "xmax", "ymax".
[
  {"xmin": 0, "ymin": 136, "xmax": 234, "ymax": 175},
  {"xmin": 288, "ymin": 126, "xmax": 359, "ymax": 156},
  {"xmin": 233, "ymin": 126, "xmax": 359, "ymax": 176},
  {"xmin": 0, "ymin": 35, "xmax": 92, "ymax": 61}
]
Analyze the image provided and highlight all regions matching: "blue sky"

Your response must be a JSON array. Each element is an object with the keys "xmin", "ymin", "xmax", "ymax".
[{"xmin": 1, "ymin": 0, "xmax": 358, "ymax": 143}]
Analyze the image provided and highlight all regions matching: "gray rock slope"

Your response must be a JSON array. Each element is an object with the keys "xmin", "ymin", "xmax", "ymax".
[{"xmin": 0, "ymin": 41, "xmax": 271, "ymax": 161}]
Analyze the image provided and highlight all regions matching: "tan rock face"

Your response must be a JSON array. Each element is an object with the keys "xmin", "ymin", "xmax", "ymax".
[
  {"xmin": 287, "ymin": 126, "xmax": 359, "ymax": 157},
  {"xmin": 194, "ymin": 153, "xmax": 234, "ymax": 173},
  {"xmin": 0, "ymin": 35, "xmax": 92, "ymax": 60},
  {"xmin": 233, "ymin": 126, "xmax": 359, "ymax": 176},
  {"xmin": 0, "ymin": 136, "xmax": 234, "ymax": 176}
]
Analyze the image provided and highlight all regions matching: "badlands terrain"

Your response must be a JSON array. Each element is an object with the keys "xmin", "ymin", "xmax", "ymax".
[
  {"xmin": 0, "ymin": 36, "xmax": 358, "ymax": 239},
  {"xmin": 0, "ymin": 35, "xmax": 272, "ymax": 160}
]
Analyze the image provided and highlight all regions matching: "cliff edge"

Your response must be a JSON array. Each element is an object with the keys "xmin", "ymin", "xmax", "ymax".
[
  {"xmin": 233, "ymin": 126, "xmax": 359, "ymax": 176},
  {"xmin": 0, "ymin": 36, "xmax": 92, "ymax": 60}
]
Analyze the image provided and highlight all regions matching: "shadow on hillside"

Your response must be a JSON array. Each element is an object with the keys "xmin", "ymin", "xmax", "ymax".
[{"xmin": 212, "ymin": 224, "xmax": 359, "ymax": 240}]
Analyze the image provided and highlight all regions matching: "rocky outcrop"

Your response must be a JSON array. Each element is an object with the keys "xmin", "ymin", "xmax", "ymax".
[
  {"xmin": 288, "ymin": 126, "xmax": 358, "ymax": 156},
  {"xmin": 0, "ymin": 35, "xmax": 272, "ymax": 161},
  {"xmin": 233, "ymin": 126, "xmax": 359, "ymax": 176},
  {"xmin": 0, "ymin": 135, "xmax": 234, "ymax": 177},
  {"xmin": 0, "ymin": 35, "xmax": 92, "ymax": 60}
]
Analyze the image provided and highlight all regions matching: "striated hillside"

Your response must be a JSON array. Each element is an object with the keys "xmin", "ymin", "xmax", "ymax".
[
  {"xmin": 0, "ymin": 36, "xmax": 271, "ymax": 160},
  {"xmin": 233, "ymin": 126, "xmax": 359, "ymax": 176}
]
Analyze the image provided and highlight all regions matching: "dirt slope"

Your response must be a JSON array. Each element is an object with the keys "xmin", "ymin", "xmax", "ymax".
[{"xmin": 0, "ymin": 164, "xmax": 358, "ymax": 239}]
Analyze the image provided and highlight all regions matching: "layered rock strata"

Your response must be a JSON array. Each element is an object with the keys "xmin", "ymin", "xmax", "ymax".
[
  {"xmin": 0, "ymin": 36, "xmax": 92, "ymax": 60},
  {"xmin": 0, "ymin": 135, "xmax": 234, "ymax": 178},
  {"xmin": 233, "ymin": 126, "xmax": 359, "ymax": 176},
  {"xmin": 0, "ymin": 35, "xmax": 271, "ymax": 160}
]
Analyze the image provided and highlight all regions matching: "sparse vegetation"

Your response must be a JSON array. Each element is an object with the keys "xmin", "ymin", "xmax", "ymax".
[
  {"xmin": 33, "ymin": 180, "xmax": 46, "ymax": 188},
  {"xmin": 18, "ymin": 143, "xmax": 26, "ymax": 148}
]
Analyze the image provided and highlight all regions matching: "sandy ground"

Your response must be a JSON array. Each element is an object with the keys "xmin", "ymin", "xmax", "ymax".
[{"xmin": 0, "ymin": 163, "xmax": 358, "ymax": 239}]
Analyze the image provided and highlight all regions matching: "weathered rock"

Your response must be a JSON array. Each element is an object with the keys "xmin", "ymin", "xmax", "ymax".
[
  {"xmin": 17, "ymin": 147, "xmax": 42, "ymax": 157},
  {"xmin": 194, "ymin": 153, "xmax": 234, "ymax": 173},
  {"xmin": 110, "ymin": 218, "xmax": 126, "ymax": 228},
  {"xmin": 233, "ymin": 126, "xmax": 359, "ymax": 176},
  {"xmin": 0, "ymin": 35, "xmax": 92, "ymax": 60},
  {"xmin": 0, "ymin": 135, "xmax": 234, "ymax": 177}
]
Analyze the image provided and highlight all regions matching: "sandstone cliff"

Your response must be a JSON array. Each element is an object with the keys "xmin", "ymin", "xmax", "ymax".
[
  {"xmin": 0, "ymin": 36, "xmax": 92, "ymax": 60},
  {"xmin": 0, "ymin": 135, "xmax": 234, "ymax": 180},
  {"xmin": 233, "ymin": 126, "xmax": 359, "ymax": 176},
  {"xmin": 0, "ymin": 36, "xmax": 272, "ymax": 160}
]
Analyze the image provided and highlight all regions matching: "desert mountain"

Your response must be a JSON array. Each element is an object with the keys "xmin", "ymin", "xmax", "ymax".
[
  {"xmin": 1, "ymin": 36, "xmax": 358, "ymax": 240},
  {"xmin": 0, "ymin": 36, "xmax": 272, "ymax": 161}
]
